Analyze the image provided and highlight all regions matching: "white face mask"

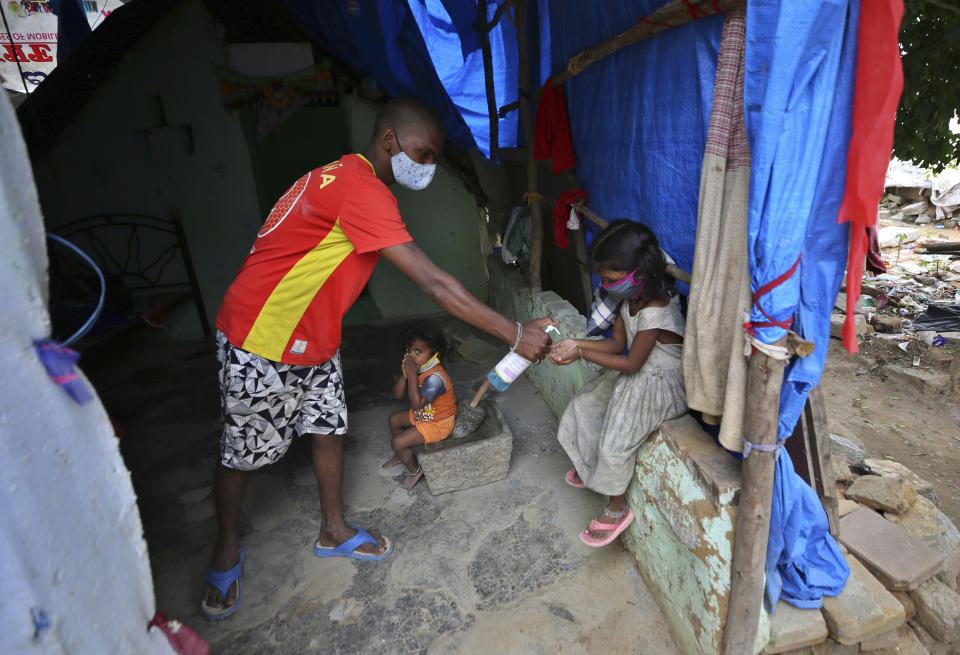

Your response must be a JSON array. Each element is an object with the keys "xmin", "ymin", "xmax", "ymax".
[{"xmin": 391, "ymin": 131, "xmax": 436, "ymax": 190}]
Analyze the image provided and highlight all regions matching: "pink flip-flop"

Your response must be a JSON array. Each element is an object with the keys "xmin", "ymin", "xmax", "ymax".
[
  {"xmin": 579, "ymin": 508, "xmax": 635, "ymax": 547},
  {"xmin": 565, "ymin": 468, "xmax": 586, "ymax": 488}
]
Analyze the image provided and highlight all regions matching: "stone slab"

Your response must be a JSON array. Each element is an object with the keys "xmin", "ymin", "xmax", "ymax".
[
  {"xmin": 416, "ymin": 401, "xmax": 512, "ymax": 495},
  {"xmin": 862, "ymin": 458, "xmax": 937, "ymax": 505},
  {"xmin": 764, "ymin": 601, "xmax": 829, "ymax": 654},
  {"xmin": 846, "ymin": 475, "xmax": 918, "ymax": 514},
  {"xmin": 869, "ymin": 625, "xmax": 930, "ymax": 655},
  {"xmin": 909, "ymin": 578, "xmax": 960, "ymax": 643},
  {"xmin": 840, "ymin": 507, "xmax": 944, "ymax": 591},
  {"xmin": 785, "ymin": 638, "xmax": 860, "ymax": 654},
  {"xmin": 821, "ymin": 553, "xmax": 905, "ymax": 645},
  {"xmin": 837, "ymin": 499, "xmax": 860, "ymax": 518},
  {"xmin": 886, "ymin": 495, "xmax": 960, "ymax": 593}
]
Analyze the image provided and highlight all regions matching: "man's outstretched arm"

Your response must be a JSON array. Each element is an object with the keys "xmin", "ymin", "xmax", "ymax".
[{"xmin": 380, "ymin": 241, "xmax": 552, "ymax": 361}]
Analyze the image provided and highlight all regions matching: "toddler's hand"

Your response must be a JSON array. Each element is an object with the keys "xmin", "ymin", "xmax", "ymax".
[
  {"xmin": 549, "ymin": 339, "xmax": 579, "ymax": 366},
  {"xmin": 402, "ymin": 353, "xmax": 419, "ymax": 376}
]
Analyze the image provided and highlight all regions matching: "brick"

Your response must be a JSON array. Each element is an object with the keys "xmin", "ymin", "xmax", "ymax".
[
  {"xmin": 416, "ymin": 402, "xmax": 512, "ymax": 495},
  {"xmin": 886, "ymin": 495, "xmax": 960, "ymax": 593},
  {"xmin": 764, "ymin": 601, "xmax": 828, "ymax": 654},
  {"xmin": 821, "ymin": 553, "xmax": 905, "ymax": 645},
  {"xmin": 862, "ymin": 458, "xmax": 937, "ymax": 505},
  {"xmin": 846, "ymin": 476, "xmax": 918, "ymax": 514},
  {"xmin": 840, "ymin": 507, "xmax": 944, "ymax": 591},
  {"xmin": 909, "ymin": 578, "xmax": 960, "ymax": 643}
]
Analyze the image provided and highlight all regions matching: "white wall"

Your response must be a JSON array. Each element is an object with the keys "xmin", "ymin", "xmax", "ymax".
[{"xmin": 0, "ymin": 86, "xmax": 173, "ymax": 655}]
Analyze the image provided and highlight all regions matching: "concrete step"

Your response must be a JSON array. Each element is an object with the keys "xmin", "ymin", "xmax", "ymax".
[
  {"xmin": 840, "ymin": 507, "xmax": 944, "ymax": 591},
  {"xmin": 820, "ymin": 553, "xmax": 905, "ymax": 645}
]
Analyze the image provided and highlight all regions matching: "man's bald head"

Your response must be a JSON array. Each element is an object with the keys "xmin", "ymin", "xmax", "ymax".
[
  {"xmin": 372, "ymin": 96, "xmax": 444, "ymax": 141},
  {"xmin": 365, "ymin": 96, "xmax": 445, "ymax": 186}
]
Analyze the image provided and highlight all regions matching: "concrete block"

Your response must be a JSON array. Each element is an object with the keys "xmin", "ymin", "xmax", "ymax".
[
  {"xmin": 859, "ymin": 627, "xmax": 899, "ymax": 651},
  {"xmin": 882, "ymin": 364, "xmax": 952, "ymax": 394},
  {"xmin": 840, "ymin": 507, "xmax": 944, "ymax": 591},
  {"xmin": 863, "ymin": 459, "xmax": 937, "ymax": 505},
  {"xmin": 867, "ymin": 625, "xmax": 928, "ymax": 655},
  {"xmin": 910, "ymin": 578, "xmax": 960, "ymax": 643},
  {"xmin": 837, "ymin": 499, "xmax": 860, "ymax": 518},
  {"xmin": 622, "ymin": 416, "xmax": 761, "ymax": 655},
  {"xmin": 887, "ymin": 496, "xmax": 960, "ymax": 592},
  {"xmin": 831, "ymin": 313, "xmax": 869, "ymax": 339},
  {"xmin": 846, "ymin": 476, "xmax": 918, "ymax": 514},
  {"xmin": 892, "ymin": 590, "xmax": 918, "ymax": 621},
  {"xmin": 821, "ymin": 553, "xmax": 905, "ymax": 645},
  {"xmin": 415, "ymin": 402, "xmax": 512, "ymax": 495},
  {"xmin": 764, "ymin": 601, "xmax": 828, "ymax": 653}
]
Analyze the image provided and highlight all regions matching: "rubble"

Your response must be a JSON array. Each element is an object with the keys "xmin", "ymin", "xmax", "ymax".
[
  {"xmin": 886, "ymin": 495, "xmax": 960, "ymax": 593},
  {"xmin": 861, "ymin": 458, "xmax": 937, "ymax": 505},
  {"xmin": 845, "ymin": 476, "xmax": 918, "ymax": 514},
  {"xmin": 909, "ymin": 578, "xmax": 960, "ymax": 643}
]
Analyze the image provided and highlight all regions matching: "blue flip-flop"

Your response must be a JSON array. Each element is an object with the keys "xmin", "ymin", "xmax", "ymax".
[
  {"xmin": 313, "ymin": 528, "xmax": 394, "ymax": 561},
  {"xmin": 199, "ymin": 547, "xmax": 244, "ymax": 621}
]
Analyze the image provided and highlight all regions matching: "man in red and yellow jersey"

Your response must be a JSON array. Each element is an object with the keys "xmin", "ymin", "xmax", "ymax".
[{"xmin": 200, "ymin": 97, "xmax": 553, "ymax": 620}]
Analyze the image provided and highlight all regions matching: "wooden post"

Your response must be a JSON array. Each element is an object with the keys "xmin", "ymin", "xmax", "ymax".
[
  {"xmin": 801, "ymin": 386, "xmax": 840, "ymax": 538},
  {"xmin": 477, "ymin": 0, "xmax": 499, "ymax": 158},
  {"xmin": 514, "ymin": 0, "xmax": 544, "ymax": 290},
  {"xmin": 722, "ymin": 337, "xmax": 789, "ymax": 655}
]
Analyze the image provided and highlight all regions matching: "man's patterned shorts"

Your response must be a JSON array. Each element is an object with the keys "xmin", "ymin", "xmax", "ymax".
[{"xmin": 216, "ymin": 331, "xmax": 348, "ymax": 471}]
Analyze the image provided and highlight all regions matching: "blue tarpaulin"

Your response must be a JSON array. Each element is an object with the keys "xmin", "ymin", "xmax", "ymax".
[{"xmin": 280, "ymin": 0, "xmax": 858, "ymax": 611}]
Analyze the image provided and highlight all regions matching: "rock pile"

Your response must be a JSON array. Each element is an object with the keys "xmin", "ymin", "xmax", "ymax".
[{"xmin": 766, "ymin": 447, "xmax": 960, "ymax": 654}]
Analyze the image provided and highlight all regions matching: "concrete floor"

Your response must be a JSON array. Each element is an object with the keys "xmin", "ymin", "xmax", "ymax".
[{"xmin": 89, "ymin": 319, "xmax": 680, "ymax": 654}]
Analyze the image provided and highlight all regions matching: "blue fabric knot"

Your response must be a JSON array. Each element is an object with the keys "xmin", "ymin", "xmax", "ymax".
[{"xmin": 34, "ymin": 340, "xmax": 93, "ymax": 405}]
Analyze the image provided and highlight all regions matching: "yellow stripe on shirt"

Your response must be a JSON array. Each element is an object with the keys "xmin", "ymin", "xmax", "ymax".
[{"xmin": 242, "ymin": 219, "xmax": 354, "ymax": 361}]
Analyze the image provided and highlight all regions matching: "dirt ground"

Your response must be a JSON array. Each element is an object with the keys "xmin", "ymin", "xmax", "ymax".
[{"xmin": 821, "ymin": 214, "xmax": 960, "ymax": 526}]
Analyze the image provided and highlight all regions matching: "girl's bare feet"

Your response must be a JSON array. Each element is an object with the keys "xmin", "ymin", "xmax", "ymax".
[{"xmin": 381, "ymin": 455, "xmax": 401, "ymax": 470}]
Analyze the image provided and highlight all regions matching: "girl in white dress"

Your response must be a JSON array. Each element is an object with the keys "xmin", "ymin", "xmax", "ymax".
[{"xmin": 549, "ymin": 220, "xmax": 686, "ymax": 547}]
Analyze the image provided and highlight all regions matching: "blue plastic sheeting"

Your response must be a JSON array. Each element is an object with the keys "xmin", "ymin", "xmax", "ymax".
[
  {"xmin": 277, "ymin": 0, "xmax": 476, "ymax": 153},
  {"xmin": 765, "ymin": 452, "xmax": 850, "ymax": 610},
  {"xmin": 550, "ymin": 2, "xmax": 722, "ymax": 279},
  {"xmin": 743, "ymin": 0, "xmax": 857, "ymax": 609},
  {"xmin": 277, "ymin": 0, "xmax": 518, "ymax": 158},
  {"xmin": 408, "ymin": 0, "xmax": 519, "ymax": 157}
]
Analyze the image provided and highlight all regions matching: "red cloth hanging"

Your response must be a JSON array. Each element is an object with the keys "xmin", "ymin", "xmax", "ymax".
[
  {"xmin": 534, "ymin": 77, "xmax": 576, "ymax": 174},
  {"xmin": 836, "ymin": 0, "xmax": 904, "ymax": 353},
  {"xmin": 552, "ymin": 189, "xmax": 587, "ymax": 249}
]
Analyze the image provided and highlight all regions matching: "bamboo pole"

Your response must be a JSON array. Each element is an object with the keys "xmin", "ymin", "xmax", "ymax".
[
  {"xmin": 498, "ymin": 0, "xmax": 746, "ymax": 118},
  {"xmin": 514, "ymin": 0, "xmax": 544, "ymax": 290},
  {"xmin": 478, "ymin": 1, "xmax": 499, "ymax": 158},
  {"xmin": 722, "ymin": 337, "xmax": 789, "ymax": 655}
]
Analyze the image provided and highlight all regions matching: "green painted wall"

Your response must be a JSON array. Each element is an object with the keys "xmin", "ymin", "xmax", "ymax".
[{"xmin": 341, "ymin": 94, "xmax": 487, "ymax": 323}]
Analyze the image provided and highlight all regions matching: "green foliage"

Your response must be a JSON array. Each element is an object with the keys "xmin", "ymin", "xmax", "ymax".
[{"xmin": 894, "ymin": 1, "xmax": 960, "ymax": 172}]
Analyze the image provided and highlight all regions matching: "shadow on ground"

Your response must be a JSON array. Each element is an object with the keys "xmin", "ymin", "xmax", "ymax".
[{"xmin": 85, "ymin": 318, "xmax": 679, "ymax": 654}]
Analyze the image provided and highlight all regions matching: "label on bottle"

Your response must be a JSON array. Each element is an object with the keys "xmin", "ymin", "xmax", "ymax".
[{"xmin": 490, "ymin": 350, "xmax": 532, "ymax": 389}]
